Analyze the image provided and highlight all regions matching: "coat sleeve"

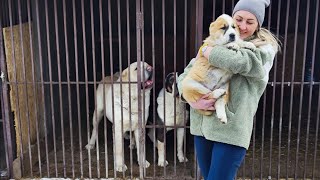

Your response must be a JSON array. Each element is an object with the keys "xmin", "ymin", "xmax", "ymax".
[
  {"xmin": 208, "ymin": 44, "xmax": 276, "ymax": 79},
  {"xmin": 177, "ymin": 58, "xmax": 196, "ymax": 96}
]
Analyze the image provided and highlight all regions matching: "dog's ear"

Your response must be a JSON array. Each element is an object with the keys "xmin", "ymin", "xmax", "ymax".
[
  {"xmin": 165, "ymin": 72, "xmax": 175, "ymax": 93},
  {"xmin": 121, "ymin": 68, "xmax": 129, "ymax": 80},
  {"xmin": 232, "ymin": 19, "xmax": 240, "ymax": 34}
]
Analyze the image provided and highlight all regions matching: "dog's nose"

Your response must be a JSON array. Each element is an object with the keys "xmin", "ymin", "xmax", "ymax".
[
  {"xmin": 146, "ymin": 65, "xmax": 153, "ymax": 72},
  {"xmin": 229, "ymin": 33, "xmax": 235, "ymax": 41}
]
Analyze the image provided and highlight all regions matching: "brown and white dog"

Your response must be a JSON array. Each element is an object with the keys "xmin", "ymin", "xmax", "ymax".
[
  {"xmin": 85, "ymin": 62, "xmax": 153, "ymax": 172},
  {"xmin": 181, "ymin": 14, "xmax": 256, "ymax": 123},
  {"xmin": 148, "ymin": 72, "xmax": 189, "ymax": 166}
]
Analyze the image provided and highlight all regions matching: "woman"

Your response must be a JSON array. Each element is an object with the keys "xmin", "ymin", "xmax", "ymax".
[{"xmin": 177, "ymin": 0, "xmax": 280, "ymax": 179}]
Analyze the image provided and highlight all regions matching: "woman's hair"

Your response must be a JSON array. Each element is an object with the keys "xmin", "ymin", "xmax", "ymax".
[{"xmin": 253, "ymin": 27, "xmax": 282, "ymax": 52}]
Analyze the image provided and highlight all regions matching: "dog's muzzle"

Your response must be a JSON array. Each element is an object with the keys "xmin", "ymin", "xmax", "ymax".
[
  {"xmin": 228, "ymin": 33, "xmax": 236, "ymax": 42},
  {"xmin": 142, "ymin": 65, "xmax": 153, "ymax": 89}
]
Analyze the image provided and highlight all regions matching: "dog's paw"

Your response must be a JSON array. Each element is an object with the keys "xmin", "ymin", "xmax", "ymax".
[
  {"xmin": 128, "ymin": 143, "xmax": 136, "ymax": 149},
  {"xmin": 115, "ymin": 164, "xmax": 128, "ymax": 172},
  {"xmin": 226, "ymin": 42, "xmax": 240, "ymax": 51},
  {"xmin": 242, "ymin": 42, "xmax": 256, "ymax": 51},
  {"xmin": 178, "ymin": 155, "xmax": 188, "ymax": 163},
  {"xmin": 85, "ymin": 144, "xmax": 95, "ymax": 150},
  {"xmin": 158, "ymin": 160, "xmax": 169, "ymax": 167},
  {"xmin": 139, "ymin": 160, "xmax": 150, "ymax": 168},
  {"xmin": 211, "ymin": 89, "xmax": 226, "ymax": 99},
  {"xmin": 219, "ymin": 116, "xmax": 227, "ymax": 124},
  {"xmin": 144, "ymin": 160, "xmax": 150, "ymax": 168}
]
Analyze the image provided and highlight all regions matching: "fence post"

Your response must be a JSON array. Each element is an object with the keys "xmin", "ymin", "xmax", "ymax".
[{"xmin": 0, "ymin": 17, "xmax": 14, "ymax": 179}]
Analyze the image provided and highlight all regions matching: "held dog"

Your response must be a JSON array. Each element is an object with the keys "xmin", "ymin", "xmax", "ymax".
[
  {"xmin": 85, "ymin": 62, "xmax": 153, "ymax": 172},
  {"xmin": 181, "ymin": 14, "xmax": 256, "ymax": 123},
  {"xmin": 148, "ymin": 73, "xmax": 189, "ymax": 167}
]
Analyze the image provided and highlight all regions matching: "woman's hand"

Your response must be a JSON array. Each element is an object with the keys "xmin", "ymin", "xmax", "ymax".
[{"xmin": 189, "ymin": 93, "xmax": 216, "ymax": 110}]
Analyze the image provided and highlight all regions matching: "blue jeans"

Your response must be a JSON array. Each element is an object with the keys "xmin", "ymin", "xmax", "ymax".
[{"xmin": 194, "ymin": 136, "xmax": 246, "ymax": 180}]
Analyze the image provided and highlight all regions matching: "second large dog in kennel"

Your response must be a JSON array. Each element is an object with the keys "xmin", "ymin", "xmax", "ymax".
[
  {"xmin": 148, "ymin": 73, "xmax": 189, "ymax": 167},
  {"xmin": 85, "ymin": 62, "xmax": 153, "ymax": 172}
]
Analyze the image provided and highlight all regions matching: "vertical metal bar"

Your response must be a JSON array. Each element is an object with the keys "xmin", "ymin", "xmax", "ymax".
[
  {"xmin": 125, "ymin": 0, "xmax": 133, "ymax": 178},
  {"xmin": 72, "ymin": 0, "xmax": 83, "ymax": 177},
  {"xmin": 89, "ymin": 0, "xmax": 100, "ymax": 177},
  {"xmin": 303, "ymin": 0, "xmax": 318, "ymax": 178},
  {"xmin": 231, "ymin": 0, "xmax": 235, "ymax": 9},
  {"xmin": 136, "ymin": 0, "xmax": 144, "ymax": 178},
  {"xmin": 106, "ymin": 0, "xmax": 115, "ymax": 178},
  {"xmin": 44, "ymin": 0, "xmax": 57, "ymax": 176},
  {"xmin": 287, "ymin": 0, "xmax": 300, "ymax": 179},
  {"xmin": 141, "ymin": 0, "xmax": 147, "ymax": 176},
  {"xmin": 17, "ymin": 0, "xmax": 33, "ymax": 177},
  {"xmin": 81, "ymin": 0, "xmax": 92, "ymax": 177},
  {"xmin": 150, "ymin": 0, "xmax": 156, "ymax": 178},
  {"xmin": 116, "ymin": 0, "xmax": 125, "ymax": 178},
  {"xmin": 252, "ymin": 116, "xmax": 256, "ymax": 179},
  {"xmin": 295, "ymin": 0, "xmax": 310, "ymax": 179},
  {"xmin": 268, "ymin": 0, "xmax": 281, "ymax": 178},
  {"xmin": 8, "ymin": 0, "xmax": 25, "ymax": 176},
  {"xmin": 278, "ymin": 0, "xmax": 290, "ymax": 179},
  {"xmin": 35, "ymin": 0, "xmax": 51, "ymax": 176},
  {"xmin": 183, "ymin": 0, "xmax": 188, "ymax": 176},
  {"xmin": 263, "ymin": 2, "xmax": 272, "ymax": 179},
  {"xmin": 0, "ymin": 15, "xmax": 14, "ymax": 179},
  {"xmin": 53, "ymin": 0, "xmax": 67, "ymax": 176},
  {"xmin": 1, "ymin": 92, "xmax": 10, "ymax": 178},
  {"xmin": 261, "ymin": 90, "xmax": 267, "ymax": 179},
  {"xmin": 242, "ymin": 155, "xmax": 245, "ymax": 179},
  {"xmin": 161, "ymin": 0, "xmax": 167, "ymax": 176},
  {"xmin": 313, "ymin": 79, "xmax": 320, "ymax": 178},
  {"xmin": 62, "ymin": 0, "xmax": 75, "ymax": 177},
  {"xmin": 28, "ymin": 0, "xmax": 43, "ymax": 176},
  {"xmin": 195, "ymin": 0, "xmax": 203, "ymax": 50},
  {"xmin": 212, "ymin": 0, "xmax": 216, "ymax": 20},
  {"xmin": 222, "ymin": 0, "xmax": 225, "ymax": 14},
  {"xmin": 98, "ymin": 0, "xmax": 107, "ymax": 177},
  {"xmin": 173, "ymin": 0, "xmax": 177, "ymax": 175}
]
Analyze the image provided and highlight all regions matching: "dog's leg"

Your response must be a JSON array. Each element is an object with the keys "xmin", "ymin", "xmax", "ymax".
[
  {"xmin": 210, "ymin": 89, "xmax": 226, "ymax": 99},
  {"xmin": 129, "ymin": 132, "xmax": 136, "ymax": 149},
  {"xmin": 134, "ymin": 129, "xmax": 150, "ymax": 169},
  {"xmin": 157, "ymin": 140, "xmax": 168, "ymax": 167},
  {"xmin": 215, "ymin": 95, "xmax": 228, "ymax": 123},
  {"xmin": 177, "ymin": 128, "xmax": 188, "ymax": 163},
  {"xmin": 114, "ymin": 122, "xmax": 127, "ymax": 172},
  {"xmin": 85, "ymin": 107, "xmax": 104, "ymax": 150}
]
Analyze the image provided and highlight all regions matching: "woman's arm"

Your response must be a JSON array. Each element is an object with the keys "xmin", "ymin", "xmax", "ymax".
[
  {"xmin": 177, "ymin": 58, "xmax": 195, "ymax": 95},
  {"xmin": 203, "ymin": 44, "xmax": 276, "ymax": 79}
]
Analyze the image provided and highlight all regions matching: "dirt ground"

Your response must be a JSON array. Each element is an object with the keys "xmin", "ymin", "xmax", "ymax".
[{"xmin": 27, "ymin": 121, "xmax": 320, "ymax": 180}]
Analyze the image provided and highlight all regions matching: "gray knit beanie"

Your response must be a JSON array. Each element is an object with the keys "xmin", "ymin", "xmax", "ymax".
[{"xmin": 232, "ymin": 0, "xmax": 270, "ymax": 27}]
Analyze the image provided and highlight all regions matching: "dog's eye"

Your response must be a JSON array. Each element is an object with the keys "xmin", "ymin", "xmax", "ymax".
[
  {"xmin": 134, "ymin": 67, "xmax": 137, "ymax": 71},
  {"xmin": 221, "ymin": 25, "xmax": 227, "ymax": 30},
  {"xmin": 231, "ymin": 24, "xmax": 236, "ymax": 29}
]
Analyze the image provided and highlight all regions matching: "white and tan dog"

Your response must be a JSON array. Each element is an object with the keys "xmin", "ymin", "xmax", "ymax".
[
  {"xmin": 85, "ymin": 62, "xmax": 153, "ymax": 172},
  {"xmin": 148, "ymin": 72, "xmax": 189, "ymax": 167},
  {"xmin": 181, "ymin": 14, "xmax": 256, "ymax": 123}
]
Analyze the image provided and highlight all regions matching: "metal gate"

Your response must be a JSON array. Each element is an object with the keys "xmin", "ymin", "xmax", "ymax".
[{"xmin": 0, "ymin": 0, "xmax": 319, "ymax": 179}]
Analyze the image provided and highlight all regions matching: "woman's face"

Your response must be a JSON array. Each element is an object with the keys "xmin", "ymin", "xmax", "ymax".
[{"xmin": 233, "ymin": 10, "xmax": 259, "ymax": 39}]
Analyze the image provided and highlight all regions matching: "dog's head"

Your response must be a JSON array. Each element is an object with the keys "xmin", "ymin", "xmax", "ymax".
[
  {"xmin": 165, "ymin": 72, "xmax": 179, "ymax": 97},
  {"xmin": 204, "ymin": 14, "xmax": 240, "ymax": 46},
  {"xmin": 121, "ymin": 62, "xmax": 153, "ymax": 89}
]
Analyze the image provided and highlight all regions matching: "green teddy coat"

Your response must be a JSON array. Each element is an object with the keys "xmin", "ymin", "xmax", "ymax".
[{"xmin": 177, "ymin": 39, "xmax": 277, "ymax": 149}]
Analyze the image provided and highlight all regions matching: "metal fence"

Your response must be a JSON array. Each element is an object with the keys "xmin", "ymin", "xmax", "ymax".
[{"xmin": 0, "ymin": 0, "xmax": 319, "ymax": 179}]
